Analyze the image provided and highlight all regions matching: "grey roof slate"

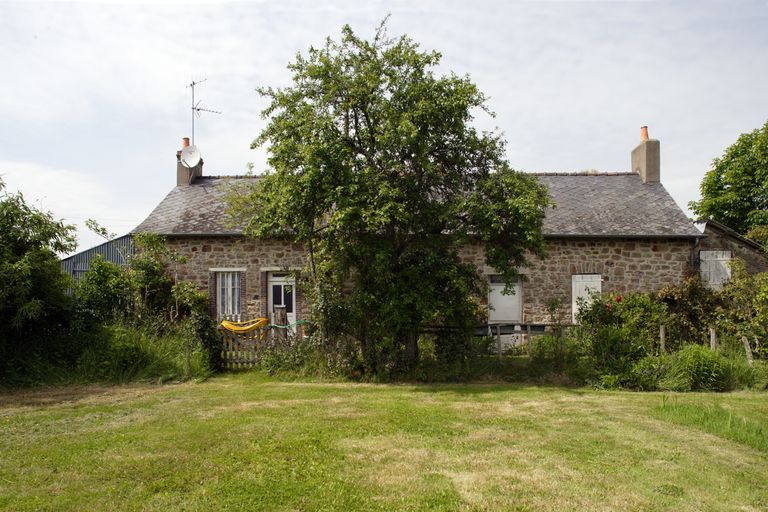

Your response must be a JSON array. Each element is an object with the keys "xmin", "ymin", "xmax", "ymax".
[
  {"xmin": 132, "ymin": 176, "xmax": 257, "ymax": 235},
  {"xmin": 133, "ymin": 172, "xmax": 701, "ymax": 239},
  {"xmin": 537, "ymin": 173, "xmax": 701, "ymax": 238}
]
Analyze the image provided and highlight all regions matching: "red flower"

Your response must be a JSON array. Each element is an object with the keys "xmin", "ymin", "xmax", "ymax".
[
  {"xmin": 605, "ymin": 303, "xmax": 612, "ymax": 311},
  {"xmin": 615, "ymin": 295, "xmax": 622, "ymax": 303}
]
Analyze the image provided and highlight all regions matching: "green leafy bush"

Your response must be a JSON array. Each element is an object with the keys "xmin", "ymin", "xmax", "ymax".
[
  {"xmin": 659, "ymin": 344, "xmax": 731, "ymax": 392},
  {"xmin": 75, "ymin": 321, "xmax": 212, "ymax": 383},
  {"xmin": 628, "ymin": 354, "xmax": 671, "ymax": 391},
  {"xmin": 657, "ymin": 275, "xmax": 720, "ymax": 349},
  {"xmin": 577, "ymin": 292, "xmax": 668, "ymax": 383},
  {"xmin": 0, "ymin": 179, "xmax": 78, "ymax": 383}
]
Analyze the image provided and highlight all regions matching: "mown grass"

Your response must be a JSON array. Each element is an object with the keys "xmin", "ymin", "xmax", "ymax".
[{"xmin": 0, "ymin": 373, "xmax": 766, "ymax": 511}]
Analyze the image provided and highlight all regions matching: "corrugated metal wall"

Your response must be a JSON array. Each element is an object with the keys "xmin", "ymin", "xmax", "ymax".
[{"xmin": 61, "ymin": 235, "xmax": 134, "ymax": 289}]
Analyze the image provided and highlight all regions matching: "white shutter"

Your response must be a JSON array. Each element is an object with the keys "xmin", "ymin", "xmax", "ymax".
[
  {"xmin": 488, "ymin": 275, "xmax": 523, "ymax": 323},
  {"xmin": 700, "ymin": 251, "xmax": 731, "ymax": 290},
  {"xmin": 572, "ymin": 274, "xmax": 602, "ymax": 323}
]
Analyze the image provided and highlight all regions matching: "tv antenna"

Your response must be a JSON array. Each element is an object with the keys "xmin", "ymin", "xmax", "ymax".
[{"xmin": 187, "ymin": 78, "xmax": 221, "ymax": 145}]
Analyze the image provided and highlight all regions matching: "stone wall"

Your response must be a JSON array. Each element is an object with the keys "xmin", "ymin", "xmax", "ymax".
[
  {"xmin": 461, "ymin": 238, "xmax": 695, "ymax": 324},
  {"xmin": 166, "ymin": 236, "xmax": 308, "ymax": 320},
  {"xmin": 698, "ymin": 225, "xmax": 768, "ymax": 275},
  {"xmin": 168, "ymin": 235, "xmax": 694, "ymax": 325}
]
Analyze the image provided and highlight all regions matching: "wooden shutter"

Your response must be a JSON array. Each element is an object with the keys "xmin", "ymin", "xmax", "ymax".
[
  {"xmin": 572, "ymin": 274, "xmax": 602, "ymax": 323},
  {"xmin": 260, "ymin": 271, "xmax": 268, "ymax": 318},
  {"xmin": 700, "ymin": 251, "xmax": 731, "ymax": 290},
  {"xmin": 208, "ymin": 271, "xmax": 217, "ymax": 318}
]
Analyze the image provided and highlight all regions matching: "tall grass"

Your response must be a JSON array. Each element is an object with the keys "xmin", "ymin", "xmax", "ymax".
[
  {"xmin": 654, "ymin": 397, "xmax": 768, "ymax": 452},
  {"xmin": 74, "ymin": 321, "xmax": 212, "ymax": 384}
]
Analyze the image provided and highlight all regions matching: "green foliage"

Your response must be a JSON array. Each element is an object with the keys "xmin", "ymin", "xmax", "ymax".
[
  {"xmin": 656, "ymin": 275, "xmax": 720, "ymax": 348},
  {"xmin": 228, "ymin": 20, "xmax": 549, "ymax": 377},
  {"xmin": 627, "ymin": 354, "xmax": 672, "ymax": 391},
  {"xmin": 746, "ymin": 225, "xmax": 768, "ymax": 247},
  {"xmin": 690, "ymin": 119, "xmax": 768, "ymax": 234},
  {"xmin": 654, "ymin": 400, "xmax": 768, "ymax": 452},
  {"xmin": 75, "ymin": 255, "xmax": 134, "ymax": 321},
  {"xmin": 577, "ymin": 292, "xmax": 665, "ymax": 379},
  {"xmin": 659, "ymin": 344, "xmax": 731, "ymax": 392},
  {"xmin": 718, "ymin": 259, "xmax": 768, "ymax": 358},
  {"xmin": 74, "ymin": 232, "xmax": 203, "ymax": 323},
  {"xmin": 0, "ymin": 178, "xmax": 77, "ymax": 380},
  {"xmin": 74, "ymin": 320, "xmax": 212, "ymax": 383}
]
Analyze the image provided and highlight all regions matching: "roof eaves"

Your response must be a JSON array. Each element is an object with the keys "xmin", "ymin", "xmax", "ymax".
[{"xmin": 698, "ymin": 218, "xmax": 767, "ymax": 252}]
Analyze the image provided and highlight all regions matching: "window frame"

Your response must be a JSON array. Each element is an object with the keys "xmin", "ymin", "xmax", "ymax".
[{"xmin": 213, "ymin": 269, "xmax": 244, "ymax": 320}]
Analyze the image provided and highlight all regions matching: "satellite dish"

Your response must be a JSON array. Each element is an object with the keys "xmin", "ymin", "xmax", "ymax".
[{"xmin": 180, "ymin": 145, "xmax": 202, "ymax": 168}]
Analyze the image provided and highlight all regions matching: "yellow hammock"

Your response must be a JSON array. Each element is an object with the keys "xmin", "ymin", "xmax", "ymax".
[{"xmin": 219, "ymin": 318, "xmax": 269, "ymax": 334}]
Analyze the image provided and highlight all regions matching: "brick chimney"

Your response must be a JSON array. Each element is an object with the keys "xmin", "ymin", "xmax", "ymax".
[
  {"xmin": 176, "ymin": 137, "xmax": 203, "ymax": 186},
  {"xmin": 631, "ymin": 126, "xmax": 660, "ymax": 183}
]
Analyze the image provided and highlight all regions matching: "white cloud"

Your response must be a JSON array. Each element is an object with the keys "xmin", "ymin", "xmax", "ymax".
[
  {"xmin": 1, "ymin": 0, "xmax": 767, "ymax": 244},
  {"xmin": 0, "ymin": 161, "xmax": 148, "ymax": 255}
]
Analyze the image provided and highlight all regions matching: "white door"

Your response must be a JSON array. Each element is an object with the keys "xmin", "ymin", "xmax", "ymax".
[
  {"xmin": 572, "ymin": 274, "xmax": 602, "ymax": 323},
  {"xmin": 267, "ymin": 273, "xmax": 296, "ymax": 328},
  {"xmin": 489, "ymin": 275, "xmax": 523, "ymax": 323}
]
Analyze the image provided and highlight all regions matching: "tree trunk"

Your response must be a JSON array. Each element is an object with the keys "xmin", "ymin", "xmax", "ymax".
[{"xmin": 403, "ymin": 331, "xmax": 419, "ymax": 370}]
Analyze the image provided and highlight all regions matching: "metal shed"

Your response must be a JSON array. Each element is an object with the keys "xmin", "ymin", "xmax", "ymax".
[{"xmin": 60, "ymin": 234, "xmax": 134, "ymax": 289}]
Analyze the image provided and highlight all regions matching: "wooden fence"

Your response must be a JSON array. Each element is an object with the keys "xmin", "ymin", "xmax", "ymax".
[
  {"xmin": 219, "ymin": 307, "xmax": 294, "ymax": 370},
  {"xmin": 486, "ymin": 322, "xmax": 755, "ymax": 364},
  {"xmin": 220, "ymin": 327, "xmax": 270, "ymax": 370}
]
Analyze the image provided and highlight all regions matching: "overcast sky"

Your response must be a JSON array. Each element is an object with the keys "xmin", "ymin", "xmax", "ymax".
[{"xmin": 2, "ymin": 0, "xmax": 767, "ymax": 255}]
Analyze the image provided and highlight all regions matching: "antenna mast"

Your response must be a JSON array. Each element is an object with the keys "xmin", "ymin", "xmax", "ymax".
[{"xmin": 187, "ymin": 79, "xmax": 221, "ymax": 145}]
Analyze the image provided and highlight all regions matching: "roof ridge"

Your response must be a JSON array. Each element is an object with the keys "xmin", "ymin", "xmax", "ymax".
[
  {"xmin": 196, "ymin": 174, "xmax": 261, "ymax": 180},
  {"xmin": 531, "ymin": 171, "xmax": 635, "ymax": 176}
]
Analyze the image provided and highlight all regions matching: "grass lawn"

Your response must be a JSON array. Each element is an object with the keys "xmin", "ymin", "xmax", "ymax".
[{"xmin": 0, "ymin": 373, "xmax": 766, "ymax": 511}]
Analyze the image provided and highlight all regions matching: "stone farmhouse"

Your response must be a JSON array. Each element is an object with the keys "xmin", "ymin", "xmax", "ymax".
[{"xmin": 134, "ymin": 128, "xmax": 721, "ymax": 327}]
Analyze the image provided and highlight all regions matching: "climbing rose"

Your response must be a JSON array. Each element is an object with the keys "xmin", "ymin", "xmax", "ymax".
[{"xmin": 615, "ymin": 295, "xmax": 622, "ymax": 303}]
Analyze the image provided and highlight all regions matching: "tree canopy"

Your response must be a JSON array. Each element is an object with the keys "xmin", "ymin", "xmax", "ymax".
[
  {"xmin": 690, "ymin": 119, "xmax": 768, "ymax": 240},
  {"xmin": 229, "ymin": 22, "xmax": 550, "ymax": 376},
  {"xmin": 0, "ymin": 178, "xmax": 77, "ymax": 369}
]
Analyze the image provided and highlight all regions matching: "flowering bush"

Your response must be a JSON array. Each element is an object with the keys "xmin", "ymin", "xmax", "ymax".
[{"xmin": 577, "ymin": 291, "xmax": 668, "ymax": 382}]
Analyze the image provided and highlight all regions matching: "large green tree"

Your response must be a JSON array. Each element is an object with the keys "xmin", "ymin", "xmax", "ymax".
[
  {"xmin": 690, "ymin": 119, "xmax": 768, "ymax": 238},
  {"xmin": 0, "ymin": 178, "xmax": 77, "ymax": 368},
  {"xmin": 229, "ymin": 22, "xmax": 550, "ymax": 375}
]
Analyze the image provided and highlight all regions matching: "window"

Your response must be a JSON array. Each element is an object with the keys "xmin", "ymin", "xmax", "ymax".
[
  {"xmin": 700, "ymin": 250, "xmax": 732, "ymax": 290},
  {"xmin": 216, "ymin": 271, "xmax": 241, "ymax": 319},
  {"xmin": 572, "ymin": 274, "xmax": 601, "ymax": 323}
]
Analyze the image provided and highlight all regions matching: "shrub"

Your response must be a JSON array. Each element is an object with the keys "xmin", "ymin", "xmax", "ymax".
[
  {"xmin": 657, "ymin": 275, "xmax": 720, "ymax": 349},
  {"xmin": 629, "ymin": 354, "xmax": 671, "ymax": 391},
  {"xmin": 659, "ymin": 344, "xmax": 731, "ymax": 392},
  {"xmin": 577, "ymin": 292, "xmax": 667, "ymax": 381},
  {"xmin": 75, "ymin": 320, "xmax": 212, "ymax": 383}
]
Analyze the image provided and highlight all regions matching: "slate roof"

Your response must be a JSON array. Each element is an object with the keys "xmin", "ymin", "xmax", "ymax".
[
  {"xmin": 537, "ymin": 173, "xmax": 701, "ymax": 238},
  {"xmin": 132, "ymin": 176, "xmax": 257, "ymax": 235},
  {"xmin": 133, "ymin": 172, "xmax": 701, "ymax": 239}
]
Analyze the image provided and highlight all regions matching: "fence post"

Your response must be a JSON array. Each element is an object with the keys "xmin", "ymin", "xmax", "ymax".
[
  {"xmin": 496, "ymin": 324, "xmax": 502, "ymax": 361},
  {"xmin": 274, "ymin": 306, "xmax": 288, "ymax": 343},
  {"xmin": 709, "ymin": 327, "xmax": 717, "ymax": 351},
  {"xmin": 526, "ymin": 324, "xmax": 532, "ymax": 358},
  {"xmin": 659, "ymin": 324, "xmax": 666, "ymax": 354},
  {"xmin": 742, "ymin": 336, "xmax": 754, "ymax": 366}
]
